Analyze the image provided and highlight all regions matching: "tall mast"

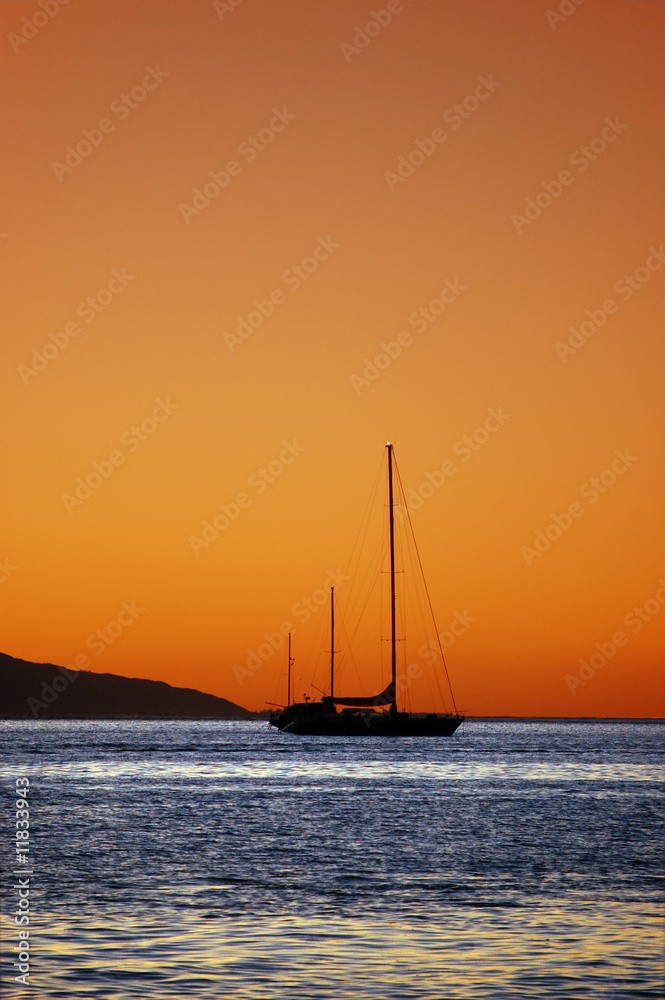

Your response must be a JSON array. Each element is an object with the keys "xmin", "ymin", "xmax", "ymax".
[
  {"xmin": 387, "ymin": 443, "xmax": 397, "ymax": 704},
  {"xmin": 330, "ymin": 587, "xmax": 335, "ymax": 699},
  {"xmin": 287, "ymin": 632, "xmax": 293, "ymax": 708}
]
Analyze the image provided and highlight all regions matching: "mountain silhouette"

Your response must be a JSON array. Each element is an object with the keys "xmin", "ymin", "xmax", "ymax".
[{"xmin": 1, "ymin": 652, "xmax": 253, "ymax": 719}]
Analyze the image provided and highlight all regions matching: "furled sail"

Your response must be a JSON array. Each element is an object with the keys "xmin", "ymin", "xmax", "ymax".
[{"xmin": 332, "ymin": 683, "xmax": 395, "ymax": 707}]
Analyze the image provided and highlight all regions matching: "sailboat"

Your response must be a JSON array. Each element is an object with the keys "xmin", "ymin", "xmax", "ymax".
[{"xmin": 269, "ymin": 443, "xmax": 464, "ymax": 737}]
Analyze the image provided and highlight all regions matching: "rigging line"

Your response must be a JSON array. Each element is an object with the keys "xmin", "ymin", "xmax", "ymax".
[
  {"xmin": 337, "ymin": 614, "xmax": 366, "ymax": 692},
  {"xmin": 270, "ymin": 651, "xmax": 287, "ymax": 708},
  {"xmin": 398, "ymin": 464, "xmax": 450, "ymax": 712},
  {"xmin": 340, "ymin": 470, "xmax": 386, "ymax": 618},
  {"xmin": 399, "ymin": 516, "xmax": 435, "ymax": 701},
  {"xmin": 336, "ymin": 459, "xmax": 385, "ymax": 652},
  {"xmin": 339, "ymin": 533, "xmax": 383, "ymax": 654},
  {"xmin": 337, "ymin": 539, "xmax": 383, "ymax": 693},
  {"xmin": 310, "ymin": 596, "xmax": 333, "ymax": 692},
  {"xmin": 400, "ymin": 485, "xmax": 447, "ymax": 710},
  {"xmin": 393, "ymin": 455, "xmax": 460, "ymax": 716},
  {"xmin": 391, "ymin": 465, "xmax": 427, "ymax": 643},
  {"xmin": 341, "ymin": 452, "xmax": 384, "ymax": 593},
  {"xmin": 394, "ymin": 523, "xmax": 409, "ymax": 643},
  {"xmin": 343, "ymin": 531, "xmax": 384, "ymax": 635},
  {"xmin": 399, "ymin": 496, "xmax": 443, "ymax": 710},
  {"xmin": 397, "ymin": 461, "xmax": 457, "ymax": 716}
]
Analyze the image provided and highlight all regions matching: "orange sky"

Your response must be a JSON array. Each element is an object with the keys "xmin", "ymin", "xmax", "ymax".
[{"xmin": 1, "ymin": 0, "xmax": 663, "ymax": 717}]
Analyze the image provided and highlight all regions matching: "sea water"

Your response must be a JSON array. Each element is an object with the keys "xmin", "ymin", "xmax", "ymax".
[{"xmin": 1, "ymin": 719, "xmax": 663, "ymax": 999}]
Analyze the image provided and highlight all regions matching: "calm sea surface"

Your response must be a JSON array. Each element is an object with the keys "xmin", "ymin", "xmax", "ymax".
[{"xmin": 1, "ymin": 719, "xmax": 663, "ymax": 999}]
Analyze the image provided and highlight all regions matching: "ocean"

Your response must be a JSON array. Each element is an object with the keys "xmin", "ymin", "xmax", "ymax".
[{"xmin": 1, "ymin": 718, "xmax": 663, "ymax": 999}]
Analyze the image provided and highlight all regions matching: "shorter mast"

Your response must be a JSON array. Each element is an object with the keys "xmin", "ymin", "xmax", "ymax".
[
  {"xmin": 287, "ymin": 632, "xmax": 294, "ymax": 708},
  {"xmin": 330, "ymin": 587, "xmax": 335, "ymax": 699}
]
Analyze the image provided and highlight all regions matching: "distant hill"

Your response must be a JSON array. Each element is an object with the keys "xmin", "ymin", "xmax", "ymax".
[{"xmin": 0, "ymin": 652, "xmax": 253, "ymax": 719}]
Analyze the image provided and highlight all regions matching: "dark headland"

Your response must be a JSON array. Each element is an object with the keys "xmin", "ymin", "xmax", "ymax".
[{"xmin": 0, "ymin": 651, "xmax": 254, "ymax": 719}]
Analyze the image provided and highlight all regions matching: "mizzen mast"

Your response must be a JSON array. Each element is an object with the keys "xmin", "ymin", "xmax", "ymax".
[
  {"xmin": 287, "ymin": 631, "xmax": 294, "ymax": 707},
  {"xmin": 330, "ymin": 587, "xmax": 335, "ymax": 700}
]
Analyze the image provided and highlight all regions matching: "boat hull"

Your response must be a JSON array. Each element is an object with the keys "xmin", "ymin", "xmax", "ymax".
[{"xmin": 270, "ymin": 709, "xmax": 463, "ymax": 737}]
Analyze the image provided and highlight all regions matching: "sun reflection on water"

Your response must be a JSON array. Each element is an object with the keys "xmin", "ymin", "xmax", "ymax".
[{"xmin": 35, "ymin": 906, "xmax": 663, "ymax": 1000}]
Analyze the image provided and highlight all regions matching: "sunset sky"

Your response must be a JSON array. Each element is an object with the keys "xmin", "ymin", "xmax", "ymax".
[{"xmin": 1, "ymin": 0, "xmax": 663, "ymax": 717}]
